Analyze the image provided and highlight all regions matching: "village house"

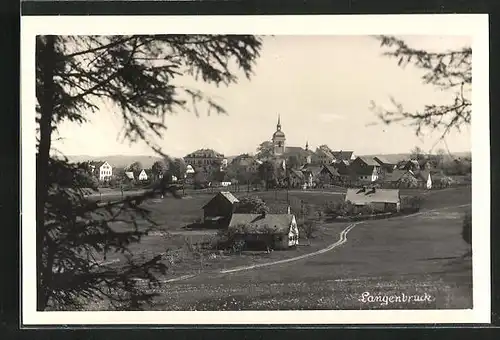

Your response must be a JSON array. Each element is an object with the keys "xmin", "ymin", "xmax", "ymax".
[
  {"xmin": 331, "ymin": 150, "xmax": 355, "ymax": 164},
  {"xmin": 230, "ymin": 154, "xmax": 261, "ymax": 173},
  {"xmin": 351, "ymin": 156, "xmax": 381, "ymax": 183},
  {"xmin": 318, "ymin": 165, "xmax": 341, "ymax": 184},
  {"xmin": 315, "ymin": 148, "xmax": 335, "ymax": 165},
  {"xmin": 227, "ymin": 211, "xmax": 299, "ymax": 250},
  {"xmin": 88, "ymin": 161, "xmax": 113, "ymax": 182},
  {"xmin": 345, "ymin": 187, "xmax": 401, "ymax": 213},
  {"xmin": 374, "ymin": 156, "xmax": 397, "ymax": 173},
  {"xmin": 137, "ymin": 169, "xmax": 148, "ymax": 181},
  {"xmin": 381, "ymin": 169, "xmax": 418, "ymax": 188},
  {"xmin": 184, "ymin": 148, "xmax": 226, "ymax": 175},
  {"xmin": 202, "ymin": 191, "xmax": 240, "ymax": 227}
]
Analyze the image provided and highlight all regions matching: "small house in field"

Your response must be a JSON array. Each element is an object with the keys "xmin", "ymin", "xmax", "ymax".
[
  {"xmin": 228, "ymin": 212, "xmax": 299, "ymax": 250},
  {"xmin": 345, "ymin": 187, "xmax": 401, "ymax": 212},
  {"xmin": 202, "ymin": 191, "xmax": 239, "ymax": 227}
]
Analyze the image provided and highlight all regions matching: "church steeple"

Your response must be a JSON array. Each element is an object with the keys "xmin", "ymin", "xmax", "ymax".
[
  {"xmin": 277, "ymin": 114, "xmax": 281, "ymax": 131},
  {"xmin": 305, "ymin": 140, "xmax": 309, "ymax": 151}
]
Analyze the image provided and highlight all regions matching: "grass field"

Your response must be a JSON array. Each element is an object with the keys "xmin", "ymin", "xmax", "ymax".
[{"xmin": 85, "ymin": 185, "xmax": 472, "ymax": 310}]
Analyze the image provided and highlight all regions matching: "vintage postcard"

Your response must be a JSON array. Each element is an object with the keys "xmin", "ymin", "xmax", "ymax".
[{"xmin": 21, "ymin": 14, "xmax": 490, "ymax": 325}]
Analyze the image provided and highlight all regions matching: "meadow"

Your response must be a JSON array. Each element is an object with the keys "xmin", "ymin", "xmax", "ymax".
[{"xmin": 85, "ymin": 185, "xmax": 472, "ymax": 310}]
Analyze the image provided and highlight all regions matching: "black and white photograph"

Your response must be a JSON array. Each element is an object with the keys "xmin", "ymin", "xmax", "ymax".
[{"xmin": 21, "ymin": 15, "xmax": 490, "ymax": 325}]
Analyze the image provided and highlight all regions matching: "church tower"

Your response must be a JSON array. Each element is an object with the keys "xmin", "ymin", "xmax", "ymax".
[{"xmin": 272, "ymin": 114, "xmax": 286, "ymax": 155}]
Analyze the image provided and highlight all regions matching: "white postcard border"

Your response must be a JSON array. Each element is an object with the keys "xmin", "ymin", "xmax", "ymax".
[{"xmin": 21, "ymin": 14, "xmax": 490, "ymax": 325}]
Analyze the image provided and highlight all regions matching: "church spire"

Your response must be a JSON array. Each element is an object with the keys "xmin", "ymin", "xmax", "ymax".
[
  {"xmin": 305, "ymin": 140, "xmax": 309, "ymax": 151},
  {"xmin": 277, "ymin": 114, "xmax": 281, "ymax": 131}
]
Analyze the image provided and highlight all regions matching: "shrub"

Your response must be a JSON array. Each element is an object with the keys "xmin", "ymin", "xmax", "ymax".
[
  {"xmin": 298, "ymin": 219, "xmax": 317, "ymax": 239},
  {"xmin": 401, "ymin": 195, "xmax": 424, "ymax": 212},
  {"xmin": 358, "ymin": 204, "xmax": 375, "ymax": 216},
  {"xmin": 462, "ymin": 211, "xmax": 472, "ymax": 245},
  {"xmin": 324, "ymin": 200, "xmax": 357, "ymax": 218},
  {"xmin": 234, "ymin": 196, "xmax": 269, "ymax": 214}
]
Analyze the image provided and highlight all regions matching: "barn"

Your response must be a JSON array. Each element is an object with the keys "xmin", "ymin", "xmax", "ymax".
[
  {"xmin": 202, "ymin": 191, "xmax": 239, "ymax": 227},
  {"xmin": 345, "ymin": 187, "xmax": 401, "ymax": 213}
]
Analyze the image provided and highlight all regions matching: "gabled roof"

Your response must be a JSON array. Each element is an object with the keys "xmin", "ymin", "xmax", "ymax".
[
  {"xmin": 354, "ymin": 156, "xmax": 380, "ymax": 167},
  {"xmin": 284, "ymin": 146, "xmax": 308, "ymax": 156},
  {"xmin": 331, "ymin": 151, "xmax": 354, "ymax": 160},
  {"xmin": 302, "ymin": 166, "xmax": 322, "ymax": 176},
  {"xmin": 374, "ymin": 156, "xmax": 395, "ymax": 166},
  {"xmin": 383, "ymin": 169, "xmax": 414, "ymax": 182},
  {"xmin": 322, "ymin": 165, "xmax": 340, "ymax": 177},
  {"xmin": 353, "ymin": 165, "xmax": 377, "ymax": 176},
  {"xmin": 316, "ymin": 148, "xmax": 334, "ymax": 158},
  {"xmin": 228, "ymin": 213, "xmax": 295, "ymax": 234},
  {"xmin": 346, "ymin": 188, "xmax": 400, "ymax": 205},
  {"xmin": 290, "ymin": 169, "xmax": 305, "ymax": 180},
  {"xmin": 89, "ymin": 161, "xmax": 107, "ymax": 168},
  {"xmin": 185, "ymin": 148, "xmax": 224, "ymax": 159},
  {"xmin": 202, "ymin": 191, "xmax": 239, "ymax": 208}
]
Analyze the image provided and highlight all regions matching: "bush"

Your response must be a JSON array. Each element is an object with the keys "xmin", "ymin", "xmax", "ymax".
[
  {"xmin": 462, "ymin": 211, "xmax": 472, "ymax": 245},
  {"xmin": 234, "ymin": 196, "xmax": 269, "ymax": 214},
  {"xmin": 358, "ymin": 204, "xmax": 375, "ymax": 216},
  {"xmin": 401, "ymin": 195, "xmax": 424, "ymax": 212},
  {"xmin": 298, "ymin": 219, "xmax": 317, "ymax": 239},
  {"xmin": 324, "ymin": 200, "xmax": 356, "ymax": 218}
]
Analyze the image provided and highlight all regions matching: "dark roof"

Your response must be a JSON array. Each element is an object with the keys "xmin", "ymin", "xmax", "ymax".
[
  {"xmin": 354, "ymin": 156, "xmax": 379, "ymax": 167},
  {"xmin": 228, "ymin": 213, "xmax": 295, "ymax": 234},
  {"xmin": 331, "ymin": 151, "xmax": 353, "ymax": 160},
  {"xmin": 89, "ymin": 161, "xmax": 107, "ymax": 168},
  {"xmin": 290, "ymin": 169, "xmax": 305, "ymax": 180},
  {"xmin": 346, "ymin": 188, "xmax": 400, "ymax": 204},
  {"xmin": 322, "ymin": 165, "xmax": 340, "ymax": 176},
  {"xmin": 374, "ymin": 156, "xmax": 395, "ymax": 166},
  {"xmin": 383, "ymin": 169, "xmax": 414, "ymax": 182},
  {"xmin": 284, "ymin": 146, "xmax": 308, "ymax": 156},
  {"xmin": 202, "ymin": 191, "xmax": 239, "ymax": 208},
  {"xmin": 302, "ymin": 166, "xmax": 322, "ymax": 176},
  {"xmin": 353, "ymin": 165, "xmax": 377, "ymax": 176},
  {"xmin": 185, "ymin": 148, "xmax": 224, "ymax": 159},
  {"xmin": 316, "ymin": 148, "xmax": 334, "ymax": 158}
]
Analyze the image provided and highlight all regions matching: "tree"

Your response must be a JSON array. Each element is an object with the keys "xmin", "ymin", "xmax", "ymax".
[
  {"xmin": 127, "ymin": 161, "xmax": 143, "ymax": 174},
  {"xmin": 410, "ymin": 146, "xmax": 425, "ymax": 162},
  {"xmin": 258, "ymin": 160, "xmax": 277, "ymax": 190},
  {"xmin": 371, "ymin": 36, "xmax": 471, "ymax": 141},
  {"xmin": 165, "ymin": 157, "xmax": 187, "ymax": 180},
  {"xmin": 256, "ymin": 141, "xmax": 274, "ymax": 159},
  {"xmin": 35, "ymin": 34, "xmax": 261, "ymax": 310},
  {"xmin": 234, "ymin": 196, "xmax": 269, "ymax": 214},
  {"xmin": 151, "ymin": 161, "xmax": 165, "ymax": 180}
]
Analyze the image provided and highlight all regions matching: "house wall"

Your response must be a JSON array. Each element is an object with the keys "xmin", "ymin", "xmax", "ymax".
[
  {"xmin": 99, "ymin": 162, "xmax": 112, "ymax": 181},
  {"xmin": 203, "ymin": 196, "xmax": 234, "ymax": 226}
]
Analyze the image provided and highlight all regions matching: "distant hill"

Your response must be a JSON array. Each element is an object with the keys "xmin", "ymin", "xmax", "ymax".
[
  {"xmin": 359, "ymin": 152, "xmax": 471, "ymax": 164},
  {"xmin": 66, "ymin": 155, "xmax": 163, "ymax": 169}
]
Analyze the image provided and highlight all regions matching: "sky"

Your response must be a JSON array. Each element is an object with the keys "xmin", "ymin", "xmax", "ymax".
[{"xmin": 52, "ymin": 35, "xmax": 472, "ymax": 158}]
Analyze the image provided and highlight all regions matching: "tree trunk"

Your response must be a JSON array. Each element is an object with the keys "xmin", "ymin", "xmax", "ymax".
[{"xmin": 36, "ymin": 35, "xmax": 56, "ymax": 311}]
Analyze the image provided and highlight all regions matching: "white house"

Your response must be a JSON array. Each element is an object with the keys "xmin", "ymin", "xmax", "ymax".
[
  {"xmin": 89, "ymin": 161, "xmax": 113, "ymax": 182},
  {"xmin": 138, "ymin": 169, "xmax": 148, "ymax": 181},
  {"xmin": 185, "ymin": 164, "xmax": 196, "ymax": 174}
]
